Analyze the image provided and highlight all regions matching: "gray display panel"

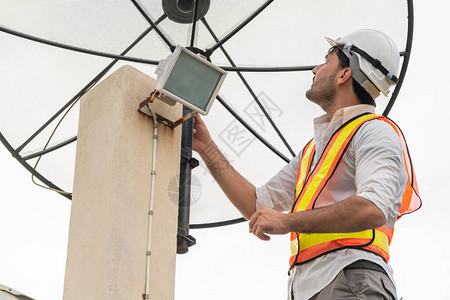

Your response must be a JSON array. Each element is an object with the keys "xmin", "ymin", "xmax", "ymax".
[{"xmin": 163, "ymin": 50, "xmax": 223, "ymax": 111}]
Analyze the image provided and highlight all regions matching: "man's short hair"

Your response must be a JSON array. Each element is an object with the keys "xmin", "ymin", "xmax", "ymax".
[{"xmin": 332, "ymin": 47, "xmax": 376, "ymax": 106}]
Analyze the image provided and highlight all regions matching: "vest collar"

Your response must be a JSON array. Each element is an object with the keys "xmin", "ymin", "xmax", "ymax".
[{"xmin": 313, "ymin": 104, "xmax": 375, "ymax": 156}]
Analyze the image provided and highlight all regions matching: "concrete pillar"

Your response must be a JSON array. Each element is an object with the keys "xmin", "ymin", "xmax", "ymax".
[{"xmin": 63, "ymin": 65, "xmax": 182, "ymax": 300}]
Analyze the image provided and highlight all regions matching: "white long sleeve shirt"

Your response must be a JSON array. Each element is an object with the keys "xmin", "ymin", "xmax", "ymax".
[{"xmin": 255, "ymin": 104, "xmax": 407, "ymax": 300}]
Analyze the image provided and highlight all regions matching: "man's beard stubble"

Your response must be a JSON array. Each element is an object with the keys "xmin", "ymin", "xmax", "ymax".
[{"xmin": 305, "ymin": 72, "xmax": 337, "ymax": 111}]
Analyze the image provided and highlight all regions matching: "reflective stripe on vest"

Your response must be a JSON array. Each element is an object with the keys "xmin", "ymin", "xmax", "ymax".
[
  {"xmin": 294, "ymin": 139, "xmax": 315, "ymax": 198},
  {"xmin": 289, "ymin": 113, "xmax": 421, "ymax": 269}
]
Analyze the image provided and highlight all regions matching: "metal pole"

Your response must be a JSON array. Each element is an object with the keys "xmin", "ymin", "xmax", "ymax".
[{"xmin": 177, "ymin": 107, "xmax": 196, "ymax": 254}]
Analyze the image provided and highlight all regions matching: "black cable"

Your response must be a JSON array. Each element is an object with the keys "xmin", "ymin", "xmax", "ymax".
[
  {"xmin": 0, "ymin": 26, "xmax": 160, "ymax": 67},
  {"xmin": 221, "ymin": 65, "xmax": 316, "ymax": 72},
  {"xmin": 190, "ymin": 217, "xmax": 246, "ymax": 229},
  {"xmin": 130, "ymin": 0, "xmax": 175, "ymax": 51},
  {"xmin": 0, "ymin": 132, "xmax": 72, "ymax": 199},
  {"xmin": 382, "ymin": 0, "xmax": 414, "ymax": 117},
  {"xmin": 21, "ymin": 136, "xmax": 77, "ymax": 161},
  {"xmin": 190, "ymin": 0, "xmax": 200, "ymax": 47},
  {"xmin": 205, "ymin": 0, "xmax": 274, "ymax": 56},
  {"xmin": 202, "ymin": 17, "xmax": 296, "ymax": 157},
  {"xmin": 216, "ymin": 95, "xmax": 290, "ymax": 163}
]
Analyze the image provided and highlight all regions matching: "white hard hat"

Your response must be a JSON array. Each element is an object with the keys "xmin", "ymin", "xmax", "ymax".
[{"xmin": 326, "ymin": 29, "xmax": 400, "ymax": 99}]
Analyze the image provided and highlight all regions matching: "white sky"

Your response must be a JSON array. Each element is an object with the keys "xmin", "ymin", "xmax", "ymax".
[{"xmin": 1, "ymin": 1, "xmax": 450, "ymax": 299}]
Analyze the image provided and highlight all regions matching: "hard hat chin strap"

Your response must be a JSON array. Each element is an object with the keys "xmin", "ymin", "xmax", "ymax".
[
  {"xmin": 347, "ymin": 45, "xmax": 398, "ymax": 85},
  {"xmin": 337, "ymin": 45, "xmax": 381, "ymax": 99}
]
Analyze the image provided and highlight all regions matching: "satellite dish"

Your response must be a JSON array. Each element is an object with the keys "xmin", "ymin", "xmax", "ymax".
[{"xmin": 0, "ymin": 0, "xmax": 414, "ymax": 229}]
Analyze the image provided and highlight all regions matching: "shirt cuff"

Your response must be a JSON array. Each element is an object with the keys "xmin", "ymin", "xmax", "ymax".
[
  {"xmin": 357, "ymin": 188, "xmax": 398, "ymax": 229},
  {"xmin": 255, "ymin": 185, "xmax": 275, "ymax": 211}
]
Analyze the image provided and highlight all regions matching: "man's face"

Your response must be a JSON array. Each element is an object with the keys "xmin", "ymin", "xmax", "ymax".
[{"xmin": 305, "ymin": 50, "xmax": 341, "ymax": 107}]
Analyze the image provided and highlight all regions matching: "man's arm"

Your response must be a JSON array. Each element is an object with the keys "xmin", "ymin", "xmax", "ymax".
[
  {"xmin": 193, "ymin": 115, "xmax": 257, "ymax": 219},
  {"xmin": 248, "ymin": 195, "xmax": 386, "ymax": 241},
  {"xmin": 249, "ymin": 120, "xmax": 405, "ymax": 241}
]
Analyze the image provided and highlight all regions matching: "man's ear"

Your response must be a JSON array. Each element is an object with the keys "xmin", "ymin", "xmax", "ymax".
[{"xmin": 337, "ymin": 67, "xmax": 352, "ymax": 86}]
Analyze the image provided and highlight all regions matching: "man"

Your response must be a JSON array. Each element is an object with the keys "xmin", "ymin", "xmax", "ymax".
[{"xmin": 192, "ymin": 29, "xmax": 420, "ymax": 299}]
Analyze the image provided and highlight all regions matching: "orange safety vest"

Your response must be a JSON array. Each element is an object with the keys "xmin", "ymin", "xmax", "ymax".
[{"xmin": 289, "ymin": 113, "xmax": 421, "ymax": 270}]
